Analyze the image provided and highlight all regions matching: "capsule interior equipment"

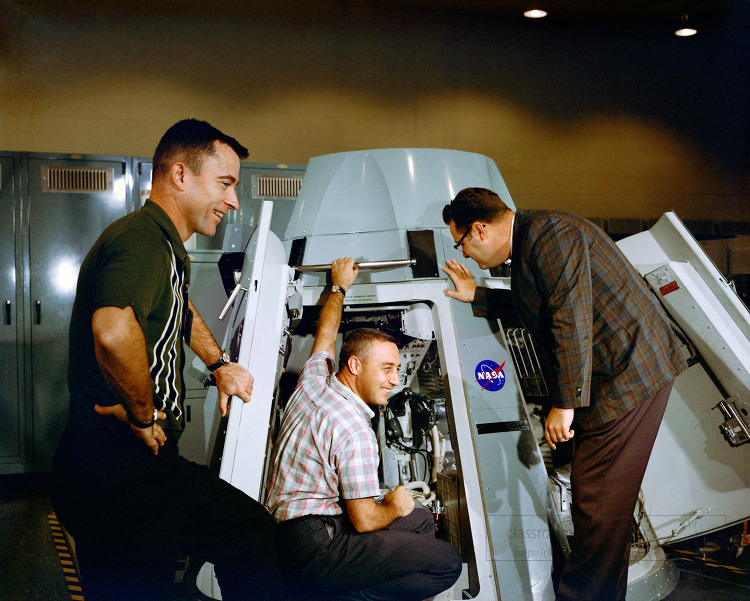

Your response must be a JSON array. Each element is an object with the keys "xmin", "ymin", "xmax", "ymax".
[{"xmin": 191, "ymin": 149, "xmax": 750, "ymax": 601}]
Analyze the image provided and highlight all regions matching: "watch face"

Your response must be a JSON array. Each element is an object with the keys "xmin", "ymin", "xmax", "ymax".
[{"xmin": 209, "ymin": 351, "xmax": 231, "ymax": 371}]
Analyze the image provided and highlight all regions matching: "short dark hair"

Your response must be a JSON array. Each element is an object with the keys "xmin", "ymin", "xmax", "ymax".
[
  {"xmin": 442, "ymin": 187, "xmax": 512, "ymax": 231},
  {"xmin": 339, "ymin": 328, "xmax": 399, "ymax": 368},
  {"xmin": 152, "ymin": 119, "xmax": 249, "ymax": 178}
]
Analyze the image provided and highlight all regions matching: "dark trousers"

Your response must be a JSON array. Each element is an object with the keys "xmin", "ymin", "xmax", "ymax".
[
  {"xmin": 556, "ymin": 382, "xmax": 674, "ymax": 601},
  {"xmin": 51, "ymin": 423, "xmax": 282, "ymax": 601},
  {"xmin": 277, "ymin": 507, "xmax": 462, "ymax": 601}
]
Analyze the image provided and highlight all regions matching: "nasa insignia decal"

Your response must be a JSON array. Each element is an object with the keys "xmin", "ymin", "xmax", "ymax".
[{"xmin": 474, "ymin": 360, "xmax": 506, "ymax": 391}]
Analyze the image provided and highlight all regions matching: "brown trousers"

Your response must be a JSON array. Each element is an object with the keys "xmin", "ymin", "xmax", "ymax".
[{"xmin": 556, "ymin": 381, "xmax": 674, "ymax": 601}]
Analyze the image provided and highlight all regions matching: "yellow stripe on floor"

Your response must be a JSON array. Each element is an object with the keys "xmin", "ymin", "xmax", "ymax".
[{"xmin": 48, "ymin": 512, "xmax": 85, "ymax": 601}]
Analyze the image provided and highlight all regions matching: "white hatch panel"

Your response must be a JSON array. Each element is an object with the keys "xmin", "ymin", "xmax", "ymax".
[{"xmin": 618, "ymin": 213, "xmax": 750, "ymax": 542}]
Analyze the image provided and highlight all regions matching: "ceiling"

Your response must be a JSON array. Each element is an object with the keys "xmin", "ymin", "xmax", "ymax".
[
  {"xmin": 11, "ymin": 0, "xmax": 730, "ymax": 21},
  {"xmin": 375, "ymin": 0, "xmax": 726, "ymax": 20}
]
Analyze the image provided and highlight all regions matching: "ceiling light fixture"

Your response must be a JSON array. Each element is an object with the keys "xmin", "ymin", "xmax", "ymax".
[
  {"xmin": 524, "ymin": 3, "xmax": 547, "ymax": 19},
  {"xmin": 675, "ymin": 11, "xmax": 697, "ymax": 36}
]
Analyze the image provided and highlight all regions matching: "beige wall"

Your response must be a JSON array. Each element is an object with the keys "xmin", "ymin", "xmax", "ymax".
[{"xmin": 1, "ymin": 1, "xmax": 748, "ymax": 221}]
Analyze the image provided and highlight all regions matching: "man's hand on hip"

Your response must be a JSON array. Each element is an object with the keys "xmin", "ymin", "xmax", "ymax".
[{"xmin": 94, "ymin": 403, "xmax": 167, "ymax": 455}]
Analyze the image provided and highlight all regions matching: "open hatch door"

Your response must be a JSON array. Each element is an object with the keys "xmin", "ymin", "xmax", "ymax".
[
  {"xmin": 618, "ymin": 212, "xmax": 750, "ymax": 544},
  {"xmin": 195, "ymin": 200, "xmax": 297, "ymax": 599}
]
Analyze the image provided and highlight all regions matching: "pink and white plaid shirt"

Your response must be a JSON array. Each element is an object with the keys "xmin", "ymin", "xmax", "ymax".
[{"xmin": 265, "ymin": 351, "xmax": 381, "ymax": 522}]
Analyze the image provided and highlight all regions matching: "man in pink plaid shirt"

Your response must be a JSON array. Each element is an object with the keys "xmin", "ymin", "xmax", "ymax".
[{"xmin": 265, "ymin": 257, "xmax": 461, "ymax": 601}]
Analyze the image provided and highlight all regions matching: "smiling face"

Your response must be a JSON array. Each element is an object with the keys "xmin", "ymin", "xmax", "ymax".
[
  {"xmin": 350, "ymin": 340, "xmax": 401, "ymax": 408},
  {"xmin": 180, "ymin": 141, "xmax": 240, "ymax": 239}
]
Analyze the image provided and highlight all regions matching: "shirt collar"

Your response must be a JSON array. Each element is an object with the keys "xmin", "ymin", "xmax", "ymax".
[
  {"xmin": 141, "ymin": 200, "xmax": 189, "ymax": 265},
  {"xmin": 327, "ymin": 373, "xmax": 376, "ymax": 420},
  {"xmin": 507, "ymin": 211, "xmax": 516, "ymax": 265}
]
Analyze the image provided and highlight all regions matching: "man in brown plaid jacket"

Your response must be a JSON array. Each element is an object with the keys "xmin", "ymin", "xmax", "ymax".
[{"xmin": 442, "ymin": 187, "xmax": 687, "ymax": 601}]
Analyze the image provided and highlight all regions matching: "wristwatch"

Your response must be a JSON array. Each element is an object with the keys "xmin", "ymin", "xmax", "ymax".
[
  {"xmin": 129, "ymin": 408, "xmax": 159, "ymax": 429},
  {"xmin": 331, "ymin": 285, "xmax": 347, "ymax": 295},
  {"xmin": 207, "ymin": 350, "xmax": 230, "ymax": 372}
]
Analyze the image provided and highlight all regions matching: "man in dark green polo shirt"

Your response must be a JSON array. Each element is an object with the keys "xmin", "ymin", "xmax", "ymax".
[{"xmin": 52, "ymin": 119, "xmax": 282, "ymax": 601}]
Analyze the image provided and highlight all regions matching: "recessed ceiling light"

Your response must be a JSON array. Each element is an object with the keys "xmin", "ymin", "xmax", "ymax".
[
  {"xmin": 524, "ymin": 3, "xmax": 547, "ymax": 19},
  {"xmin": 675, "ymin": 12, "xmax": 697, "ymax": 36},
  {"xmin": 524, "ymin": 8, "xmax": 547, "ymax": 19}
]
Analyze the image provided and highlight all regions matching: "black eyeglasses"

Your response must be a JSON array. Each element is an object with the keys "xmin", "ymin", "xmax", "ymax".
[{"xmin": 453, "ymin": 223, "xmax": 483, "ymax": 250}]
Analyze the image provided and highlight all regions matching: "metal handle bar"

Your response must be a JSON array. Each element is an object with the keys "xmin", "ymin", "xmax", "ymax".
[
  {"xmin": 219, "ymin": 259, "xmax": 416, "ymax": 320},
  {"xmin": 292, "ymin": 259, "xmax": 416, "ymax": 272},
  {"xmin": 218, "ymin": 282, "xmax": 247, "ymax": 321}
]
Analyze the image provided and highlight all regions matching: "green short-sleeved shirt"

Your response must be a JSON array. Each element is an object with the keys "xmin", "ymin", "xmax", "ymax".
[{"xmin": 67, "ymin": 200, "xmax": 190, "ymax": 433}]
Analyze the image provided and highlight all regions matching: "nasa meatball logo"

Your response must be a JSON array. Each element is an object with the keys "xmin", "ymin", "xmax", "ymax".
[{"xmin": 474, "ymin": 360, "xmax": 506, "ymax": 391}]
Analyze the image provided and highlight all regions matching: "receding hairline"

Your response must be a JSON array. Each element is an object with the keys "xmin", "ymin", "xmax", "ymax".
[
  {"xmin": 442, "ymin": 187, "xmax": 513, "ymax": 231},
  {"xmin": 338, "ymin": 327, "xmax": 400, "ymax": 368},
  {"xmin": 152, "ymin": 118, "xmax": 248, "ymax": 178},
  {"xmin": 347, "ymin": 337, "xmax": 399, "ymax": 364}
]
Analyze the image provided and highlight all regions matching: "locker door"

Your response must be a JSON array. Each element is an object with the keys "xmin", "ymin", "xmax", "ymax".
[
  {"xmin": 0, "ymin": 155, "xmax": 21, "ymax": 463},
  {"xmin": 26, "ymin": 157, "xmax": 130, "ymax": 465}
]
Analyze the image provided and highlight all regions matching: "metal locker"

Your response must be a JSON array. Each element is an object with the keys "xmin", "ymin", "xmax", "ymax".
[
  {"xmin": 0, "ymin": 154, "xmax": 22, "ymax": 465},
  {"xmin": 20, "ymin": 154, "xmax": 131, "ymax": 470}
]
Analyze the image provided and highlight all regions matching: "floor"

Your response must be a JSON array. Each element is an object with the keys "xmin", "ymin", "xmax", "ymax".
[
  {"xmin": 0, "ymin": 471, "xmax": 198, "ymax": 601},
  {"xmin": 1, "ymin": 472, "xmax": 748, "ymax": 601}
]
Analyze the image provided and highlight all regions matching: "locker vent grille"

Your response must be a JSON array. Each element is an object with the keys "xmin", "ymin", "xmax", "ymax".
[
  {"xmin": 252, "ymin": 174, "xmax": 303, "ymax": 200},
  {"xmin": 42, "ymin": 166, "xmax": 114, "ymax": 193}
]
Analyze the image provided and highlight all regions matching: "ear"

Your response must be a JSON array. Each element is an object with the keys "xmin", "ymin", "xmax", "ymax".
[
  {"xmin": 170, "ymin": 162, "xmax": 188, "ymax": 190},
  {"xmin": 347, "ymin": 355, "xmax": 362, "ymax": 376},
  {"xmin": 475, "ymin": 222, "xmax": 488, "ymax": 240}
]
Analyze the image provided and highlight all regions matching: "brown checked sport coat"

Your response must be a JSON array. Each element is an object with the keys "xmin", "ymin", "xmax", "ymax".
[{"xmin": 473, "ymin": 209, "xmax": 687, "ymax": 430}]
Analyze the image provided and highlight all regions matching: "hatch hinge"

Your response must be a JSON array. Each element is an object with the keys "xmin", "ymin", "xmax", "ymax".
[{"xmin": 714, "ymin": 396, "xmax": 750, "ymax": 447}]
